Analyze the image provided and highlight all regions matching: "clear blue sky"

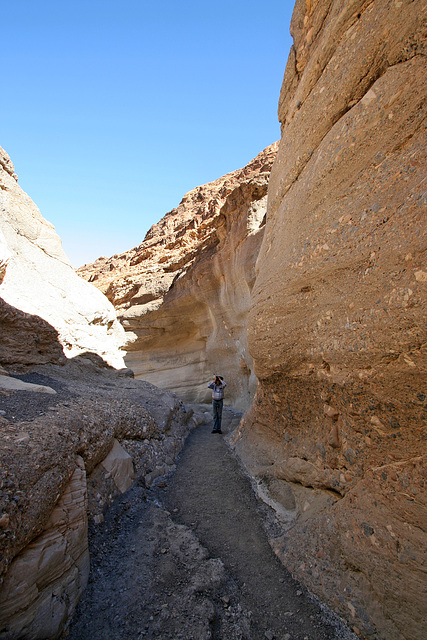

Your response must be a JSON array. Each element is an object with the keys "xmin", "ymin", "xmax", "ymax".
[{"xmin": 1, "ymin": 1, "xmax": 294, "ymax": 267}]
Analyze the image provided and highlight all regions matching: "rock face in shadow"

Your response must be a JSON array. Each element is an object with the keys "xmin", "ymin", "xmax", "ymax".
[
  {"xmin": 0, "ymin": 147, "xmax": 126, "ymax": 369},
  {"xmin": 0, "ymin": 298, "xmax": 65, "ymax": 368},
  {"xmin": 79, "ymin": 144, "xmax": 278, "ymax": 410},
  {"xmin": 233, "ymin": 2, "xmax": 426, "ymax": 640}
]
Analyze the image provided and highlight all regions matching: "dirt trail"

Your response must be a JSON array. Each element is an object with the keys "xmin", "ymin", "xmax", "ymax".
[{"xmin": 68, "ymin": 407, "xmax": 356, "ymax": 640}]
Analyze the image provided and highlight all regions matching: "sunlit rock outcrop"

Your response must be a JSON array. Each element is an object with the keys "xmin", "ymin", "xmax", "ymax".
[
  {"xmin": 0, "ymin": 147, "xmax": 126, "ymax": 369},
  {"xmin": 234, "ymin": 2, "xmax": 426, "ymax": 639},
  {"xmin": 6, "ymin": 1, "xmax": 424, "ymax": 637},
  {"xmin": 79, "ymin": 144, "xmax": 278, "ymax": 410}
]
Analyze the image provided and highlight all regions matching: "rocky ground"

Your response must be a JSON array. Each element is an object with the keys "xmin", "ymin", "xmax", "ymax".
[{"xmin": 67, "ymin": 407, "xmax": 357, "ymax": 640}]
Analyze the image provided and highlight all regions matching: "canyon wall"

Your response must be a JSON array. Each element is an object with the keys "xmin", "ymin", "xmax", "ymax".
[
  {"xmin": 79, "ymin": 144, "xmax": 278, "ymax": 410},
  {"xmin": 234, "ymin": 1, "xmax": 426, "ymax": 639},
  {"xmin": 0, "ymin": 360, "xmax": 197, "ymax": 640},
  {"xmin": 49, "ymin": 1, "xmax": 426, "ymax": 637},
  {"xmin": 0, "ymin": 147, "xmax": 126, "ymax": 369},
  {"xmin": 0, "ymin": 148, "xmax": 204, "ymax": 638},
  {"xmin": 0, "ymin": 253, "xmax": 200, "ymax": 638}
]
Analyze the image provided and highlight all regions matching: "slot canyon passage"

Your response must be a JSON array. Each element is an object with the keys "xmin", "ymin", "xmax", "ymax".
[
  {"xmin": 66, "ymin": 408, "xmax": 356, "ymax": 640},
  {"xmin": 0, "ymin": 1, "xmax": 426, "ymax": 640}
]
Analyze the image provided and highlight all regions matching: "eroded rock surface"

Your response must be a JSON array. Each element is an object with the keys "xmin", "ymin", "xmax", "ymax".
[
  {"xmin": 234, "ymin": 2, "xmax": 427, "ymax": 639},
  {"xmin": 0, "ymin": 360, "xmax": 198, "ymax": 639},
  {"xmin": 78, "ymin": 144, "xmax": 278, "ymax": 410},
  {"xmin": 0, "ymin": 147, "xmax": 126, "ymax": 368},
  {"xmin": 1, "ymin": 1, "xmax": 425, "ymax": 639},
  {"xmin": 0, "ymin": 457, "xmax": 89, "ymax": 640}
]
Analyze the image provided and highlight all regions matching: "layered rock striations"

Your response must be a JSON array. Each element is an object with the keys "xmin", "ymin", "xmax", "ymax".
[
  {"xmin": 0, "ymin": 147, "xmax": 126, "ymax": 369},
  {"xmin": 0, "ymin": 148, "xmax": 203, "ymax": 639},
  {"xmin": 0, "ymin": 359, "xmax": 198, "ymax": 640},
  {"xmin": 79, "ymin": 144, "xmax": 278, "ymax": 410},
  {"xmin": 234, "ymin": 1, "xmax": 426, "ymax": 639}
]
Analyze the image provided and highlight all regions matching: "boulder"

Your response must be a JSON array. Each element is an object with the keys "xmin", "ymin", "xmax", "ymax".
[
  {"xmin": 0, "ymin": 374, "xmax": 56, "ymax": 394},
  {"xmin": 100, "ymin": 438, "xmax": 135, "ymax": 494}
]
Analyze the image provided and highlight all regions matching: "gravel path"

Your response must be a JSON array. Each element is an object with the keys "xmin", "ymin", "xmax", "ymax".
[
  {"xmin": 68, "ymin": 407, "xmax": 356, "ymax": 640},
  {"xmin": 0, "ymin": 373, "xmax": 74, "ymax": 421}
]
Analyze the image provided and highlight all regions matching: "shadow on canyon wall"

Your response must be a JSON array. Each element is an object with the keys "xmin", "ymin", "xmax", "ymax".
[{"xmin": 0, "ymin": 297, "xmax": 65, "ymax": 369}]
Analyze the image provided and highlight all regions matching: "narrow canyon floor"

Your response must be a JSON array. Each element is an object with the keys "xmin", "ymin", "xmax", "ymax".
[{"xmin": 68, "ymin": 407, "xmax": 356, "ymax": 640}]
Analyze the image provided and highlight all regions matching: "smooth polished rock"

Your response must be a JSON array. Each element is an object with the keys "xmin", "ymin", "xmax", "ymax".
[
  {"xmin": 79, "ymin": 144, "xmax": 278, "ymax": 410},
  {"xmin": 0, "ymin": 147, "xmax": 126, "ymax": 369},
  {"xmin": 0, "ymin": 374, "xmax": 56, "ymax": 394},
  {"xmin": 0, "ymin": 457, "xmax": 89, "ymax": 640}
]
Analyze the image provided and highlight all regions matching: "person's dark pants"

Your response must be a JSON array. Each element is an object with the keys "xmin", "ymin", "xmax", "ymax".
[{"xmin": 212, "ymin": 399, "xmax": 223, "ymax": 432}]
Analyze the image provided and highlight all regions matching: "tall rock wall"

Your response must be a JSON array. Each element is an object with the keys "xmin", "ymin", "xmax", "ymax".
[
  {"xmin": 0, "ymin": 147, "xmax": 126, "ymax": 369},
  {"xmin": 79, "ymin": 144, "xmax": 278, "ymax": 410},
  {"xmin": 234, "ymin": 1, "xmax": 426, "ymax": 639}
]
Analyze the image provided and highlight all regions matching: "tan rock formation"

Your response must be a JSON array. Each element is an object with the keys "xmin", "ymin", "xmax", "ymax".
[
  {"xmin": 0, "ymin": 147, "xmax": 209, "ymax": 639},
  {"xmin": 0, "ymin": 297, "xmax": 66, "ymax": 370},
  {"xmin": 79, "ymin": 144, "xmax": 278, "ymax": 410},
  {"xmin": 0, "ymin": 374, "xmax": 56, "ymax": 394},
  {"xmin": 0, "ymin": 457, "xmax": 89, "ymax": 640},
  {"xmin": 2, "ymin": 2, "xmax": 424, "ymax": 638},
  {"xmin": 233, "ymin": 1, "xmax": 427, "ymax": 639},
  {"xmin": 0, "ymin": 147, "xmax": 126, "ymax": 369}
]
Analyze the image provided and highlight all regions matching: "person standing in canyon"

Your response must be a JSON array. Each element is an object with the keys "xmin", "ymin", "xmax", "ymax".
[{"xmin": 208, "ymin": 375, "xmax": 227, "ymax": 433}]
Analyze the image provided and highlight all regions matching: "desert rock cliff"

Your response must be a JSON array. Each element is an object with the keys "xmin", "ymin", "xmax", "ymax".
[
  {"xmin": 0, "ymin": 147, "xmax": 126, "ymax": 369},
  {"xmin": 235, "ymin": 1, "xmax": 426, "ymax": 640},
  {"xmin": 0, "ymin": 149, "xmax": 204, "ymax": 639},
  {"xmin": 8, "ymin": 0, "xmax": 425, "ymax": 637},
  {"xmin": 79, "ymin": 143, "xmax": 278, "ymax": 410}
]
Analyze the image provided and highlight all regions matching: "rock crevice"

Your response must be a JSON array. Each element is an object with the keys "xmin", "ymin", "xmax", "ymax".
[{"xmin": 81, "ymin": 2, "xmax": 426, "ymax": 638}]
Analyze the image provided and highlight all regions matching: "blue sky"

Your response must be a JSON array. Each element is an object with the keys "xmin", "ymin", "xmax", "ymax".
[{"xmin": 1, "ymin": 1, "xmax": 294, "ymax": 267}]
